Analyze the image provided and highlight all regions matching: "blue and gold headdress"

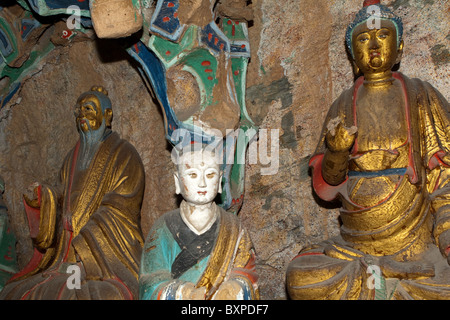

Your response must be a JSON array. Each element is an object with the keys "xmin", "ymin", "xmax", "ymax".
[
  {"xmin": 77, "ymin": 86, "xmax": 112, "ymax": 113},
  {"xmin": 345, "ymin": 0, "xmax": 403, "ymax": 58}
]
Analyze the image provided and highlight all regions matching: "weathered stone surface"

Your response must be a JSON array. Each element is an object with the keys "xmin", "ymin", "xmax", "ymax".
[
  {"xmin": 0, "ymin": 0, "xmax": 447, "ymax": 300},
  {"xmin": 166, "ymin": 65, "xmax": 201, "ymax": 122},
  {"xmin": 178, "ymin": 0, "xmax": 214, "ymax": 27},
  {"xmin": 90, "ymin": 0, "xmax": 143, "ymax": 38}
]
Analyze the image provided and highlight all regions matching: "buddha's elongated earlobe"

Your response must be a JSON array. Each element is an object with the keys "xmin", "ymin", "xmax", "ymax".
[
  {"xmin": 218, "ymin": 173, "xmax": 223, "ymax": 194},
  {"xmin": 352, "ymin": 61, "xmax": 361, "ymax": 76},
  {"xmin": 104, "ymin": 109, "xmax": 113, "ymax": 128},
  {"xmin": 396, "ymin": 40, "xmax": 404, "ymax": 64},
  {"xmin": 174, "ymin": 173, "xmax": 181, "ymax": 195}
]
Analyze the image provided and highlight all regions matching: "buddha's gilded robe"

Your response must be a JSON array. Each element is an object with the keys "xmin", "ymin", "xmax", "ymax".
[
  {"xmin": 0, "ymin": 131, "xmax": 145, "ymax": 300},
  {"xmin": 287, "ymin": 72, "xmax": 450, "ymax": 300},
  {"xmin": 139, "ymin": 204, "xmax": 259, "ymax": 300}
]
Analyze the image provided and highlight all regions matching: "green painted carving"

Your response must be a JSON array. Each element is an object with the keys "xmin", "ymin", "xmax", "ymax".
[
  {"xmin": 144, "ymin": 14, "xmax": 257, "ymax": 212},
  {"xmin": 0, "ymin": 4, "xmax": 56, "ymax": 107}
]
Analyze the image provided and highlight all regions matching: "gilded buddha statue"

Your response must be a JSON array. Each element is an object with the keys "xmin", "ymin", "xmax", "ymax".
[
  {"xmin": 0, "ymin": 86, "xmax": 145, "ymax": 300},
  {"xmin": 286, "ymin": 0, "xmax": 450, "ymax": 300}
]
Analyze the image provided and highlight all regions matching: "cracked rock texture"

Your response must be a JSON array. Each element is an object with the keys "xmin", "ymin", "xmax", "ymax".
[{"xmin": 0, "ymin": 0, "xmax": 448, "ymax": 299}]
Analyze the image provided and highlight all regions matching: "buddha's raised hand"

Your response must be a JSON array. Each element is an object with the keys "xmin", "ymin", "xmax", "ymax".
[{"xmin": 325, "ymin": 116, "xmax": 357, "ymax": 153}]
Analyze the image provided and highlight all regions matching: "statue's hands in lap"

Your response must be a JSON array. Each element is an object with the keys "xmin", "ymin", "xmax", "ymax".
[
  {"xmin": 379, "ymin": 256, "xmax": 436, "ymax": 279},
  {"xmin": 179, "ymin": 282, "xmax": 207, "ymax": 300},
  {"xmin": 325, "ymin": 117, "xmax": 357, "ymax": 153},
  {"xmin": 213, "ymin": 280, "xmax": 242, "ymax": 300},
  {"xmin": 23, "ymin": 182, "xmax": 40, "ymax": 208}
]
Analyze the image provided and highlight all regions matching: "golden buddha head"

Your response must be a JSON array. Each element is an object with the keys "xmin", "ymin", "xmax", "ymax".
[
  {"xmin": 74, "ymin": 86, "xmax": 113, "ymax": 133},
  {"xmin": 346, "ymin": 0, "xmax": 404, "ymax": 76}
]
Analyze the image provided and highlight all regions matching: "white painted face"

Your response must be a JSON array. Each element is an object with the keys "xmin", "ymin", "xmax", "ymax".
[{"xmin": 174, "ymin": 150, "xmax": 222, "ymax": 206}]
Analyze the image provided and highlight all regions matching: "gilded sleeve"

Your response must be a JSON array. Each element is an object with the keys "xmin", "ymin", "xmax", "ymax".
[
  {"xmin": 422, "ymin": 81, "xmax": 450, "ymax": 256},
  {"xmin": 31, "ymin": 152, "xmax": 69, "ymax": 250},
  {"xmin": 228, "ymin": 228, "xmax": 259, "ymax": 299}
]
